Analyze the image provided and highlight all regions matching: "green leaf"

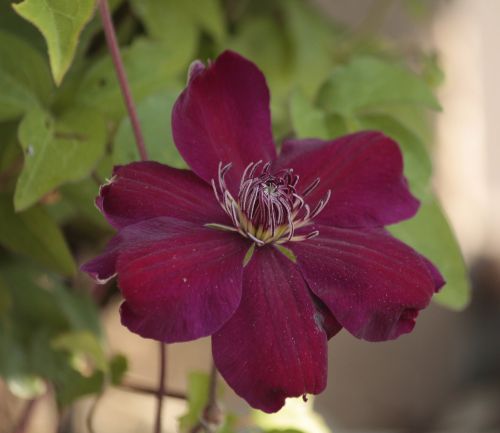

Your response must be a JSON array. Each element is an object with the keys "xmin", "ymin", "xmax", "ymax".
[
  {"xmin": 282, "ymin": 0, "xmax": 337, "ymax": 99},
  {"xmin": 357, "ymin": 113, "xmax": 433, "ymax": 199},
  {"xmin": 318, "ymin": 56, "xmax": 441, "ymax": 117},
  {"xmin": 179, "ymin": 371, "xmax": 210, "ymax": 432},
  {"xmin": 0, "ymin": 261, "xmax": 109, "ymax": 406},
  {"xmin": 130, "ymin": 0, "xmax": 225, "ymax": 53},
  {"xmin": 50, "ymin": 284, "xmax": 102, "ymax": 336},
  {"xmin": 7, "ymin": 375, "xmax": 47, "ymax": 399},
  {"xmin": 228, "ymin": 17, "xmax": 291, "ymax": 128},
  {"xmin": 52, "ymin": 331, "xmax": 108, "ymax": 373},
  {"xmin": 58, "ymin": 179, "xmax": 110, "ymax": 230},
  {"xmin": 0, "ymin": 121, "xmax": 22, "ymax": 176},
  {"xmin": 15, "ymin": 106, "xmax": 107, "ymax": 211},
  {"xmin": 75, "ymin": 38, "xmax": 185, "ymax": 119},
  {"xmin": 0, "ymin": 262, "xmax": 69, "ymax": 328},
  {"xmin": 109, "ymin": 354, "xmax": 128, "ymax": 385},
  {"xmin": 390, "ymin": 197, "xmax": 471, "ymax": 310},
  {"xmin": 113, "ymin": 89, "xmax": 186, "ymax": 168},
  {"xmin": 13, "ymin": 0, "xmax": 97, "ymax": 85},
  {"xmin": 182, "ymin": 0, "xmax": 226, "ymax": 42},
  {"xmin": 290, "ymin": 90, "xmax": 329, "ymax": 139},
  {"xmin": 0, "ymin": 30, "xmax": 53, "ymax": 121},
  {"xmin": 179, "ymin": 371, "xmax": 235, "ymax": 432},
  {"xmin": 0, "ymin": 194, "xmax": 75, "ymax": 275}
]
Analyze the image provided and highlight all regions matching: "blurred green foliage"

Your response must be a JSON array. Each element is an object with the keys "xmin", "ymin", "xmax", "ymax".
[{"xmin": 0, "ymin": 0, "xmax": 470, "ymax": 429}]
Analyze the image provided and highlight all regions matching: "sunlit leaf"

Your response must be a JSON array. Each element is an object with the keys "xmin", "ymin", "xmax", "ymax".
[
  {"xmin": 318, "ymin": 56, "xmax": 441, "ymax": 117},
  {"xmin": 290, "ymin": 90, "xmax": 329, "ymax": 139},
  {"xmin": 15, "ymin": 106, "xmax": 107, "ymax": 211},
  {"xmin": 390, "ymin": 197, "xmax": 471, "ymax": 310},
  {"xmin": 13, "ymin": 0, "xmax": 97, "ymax": 85},
  {"xmin": 75, "ymin": 38, "xmax": 184, "ymax": 119}
]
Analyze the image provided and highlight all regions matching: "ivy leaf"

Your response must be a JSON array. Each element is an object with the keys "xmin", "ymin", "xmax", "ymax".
[
  {"xmin": 282, "ymin": 0, "xmax": 337, "ymax": 99},
  {"xmin": 75, "ymin": 38, "xmax": 184, "ymax": 119},
  {"xmin": 0, "ymin": 30, "xmax": 53, "ymax": 121},
  {"xmin": 15, "ymin": 106, "xmax": 107, "ymax": 211},
  {"xmin": 113, "ymin": 89, "xmax": 186, "ymax": 168},
  {"xmin": 390, "ymin": 197, "xmax": 471, "ymax": 310},
  {"xmin": 357, "ymin": 113, "xmax": 433, "ymax": 200},
  {"xmin": 290, "ymin": 90, "xmax": 329, "ymax": 139},
  {"xmin": 13, "ymin": 0, "xmax": 97, "ymax": 85},
  {"xmin": 0, "ymin": 194, "xmax": 75, "ymax": 275},
  {"xmin": 318, "ymin": 56, "xmax": 441, "ymax": 117}
]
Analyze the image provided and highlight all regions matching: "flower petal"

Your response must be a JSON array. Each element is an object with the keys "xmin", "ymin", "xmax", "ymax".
[
  {"xmin": 85, "ymin": 217, "xmax": 248, "ymax": 342},
  {"xmin": 172, "ymin": 51, "xmax": 277, "ymax": 190},
  {"xmin": 97, "ymin": 161, "xmax": 228, "ymax": 229},
  {"xmin": 274, "ymin": 132, "xmax": 420, "ymax": 228},
  {"xmin": 291, "ymin": 226, "xmax": 437, "ymax": 342},
  {"xmin": 212, "ymin": 246, "xmax": 328, "ymax": 413},
  {"xmin": 419, "ymin": 254, "xmax": 446, "ymax": 292}
]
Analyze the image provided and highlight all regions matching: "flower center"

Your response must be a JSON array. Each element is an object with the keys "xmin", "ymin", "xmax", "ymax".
[{"xmin": 209, "ymin": 161, "xmax": 331, "ymax": 246}]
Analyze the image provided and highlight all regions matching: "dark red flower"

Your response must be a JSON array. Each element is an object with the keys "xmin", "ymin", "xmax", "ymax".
[{"xmin": 82, "ymin": 51, "xmax": 444, "ymax": 413}]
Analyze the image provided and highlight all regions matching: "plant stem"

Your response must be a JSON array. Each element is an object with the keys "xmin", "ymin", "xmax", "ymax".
[
  {"xmin": 119, "ymin": 381, "xmax": 186, "ymax": 400},
  {"xmin": 97, "ymin": 0, "xmax": 148, "ymax": 161},
  {"xmin": 13, "ymin": 398, "xmax": 38, "ymax": 433},
  {"xmin": 154, "ymin": 343, "xmax": 167, "ymax": 433},
  {"xmin": 98, "ymin": 3, "xmax": 165, "ymax": 433},
  {"xmin": 189, "ymin": 362, "xmax": 222, "ymax": 433}
]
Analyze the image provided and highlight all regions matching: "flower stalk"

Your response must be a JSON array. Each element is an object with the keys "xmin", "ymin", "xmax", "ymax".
[
  {"xmin": 97, "ymin": 0, "xmax": 148, "ymax": 161},
  {"xmin": 97, "ymin": 2, "xmax": 165, "ymax": 432}
]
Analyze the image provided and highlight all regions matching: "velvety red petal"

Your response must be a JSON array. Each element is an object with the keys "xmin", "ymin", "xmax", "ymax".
[
  {"xmin": 212, "ymin": 247, "xmax": 328, "ymax": 413},
  {"xmin": 81, "ymin": 235, "xmax": 121, "ymax": 284},
  {"xmin": 274, "ymin": 132, "xmax": 420, "ymax": 228},
  {"xmin": 97, "ymin": 161, "xmax": 228, "ymax": 229},
  {"xmin": 419, "ymin": 254, "xmax": 446, "ymax": 292},
  {"xmin": 172, "ymin": 51, "xmax": 276, "ymax": 190},
  {"xmin": 291, "ymin": 226, "xmax": 436, "ymax": 342},
  {"xmin": 116, "ymin": 218, "xmax": 248, "ymax": 343}
]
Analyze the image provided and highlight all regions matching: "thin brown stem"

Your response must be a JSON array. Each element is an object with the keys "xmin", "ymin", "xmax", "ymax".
[
  {"xmin": 154, "ymin": 343, "xmax": 167, "ymax": 433},
  {"xmin": 189, "ymin": 362, "xmax": 222, "ymax": 433},
  {"xmin": 13, "ymin": 398, "xmax": 38, "ymax": 433},
  {"xmin": 97, "ymin": 0, "xmax": 148, "ymax": 161},
  {"xmin": 119, "ymin": 381, "xmax": 186, "ymax": 400}
]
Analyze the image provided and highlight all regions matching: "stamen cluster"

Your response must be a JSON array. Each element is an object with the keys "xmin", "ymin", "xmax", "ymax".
[{"xmin": 210, "ymin": 161, "xmax": 331, "ymax": 245}]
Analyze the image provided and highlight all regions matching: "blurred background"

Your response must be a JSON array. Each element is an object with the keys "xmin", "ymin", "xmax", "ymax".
[{"xmin": 1, "ymin": 0, "xmax": 499, "ymax": 432}]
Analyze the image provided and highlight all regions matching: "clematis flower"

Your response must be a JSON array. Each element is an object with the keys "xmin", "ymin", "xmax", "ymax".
[{"xmin": 82, "ymin": 51, "xmax": 444, "ymax": 413}]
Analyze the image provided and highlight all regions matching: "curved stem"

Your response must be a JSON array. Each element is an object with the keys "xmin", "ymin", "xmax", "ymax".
[
  {"xmin": 97, "ymin": 0, "xmax": 148, "ymax": 161},
  {"xmin": 154, "ymin": 343, "xmax": 167, "ymax": 433}
]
